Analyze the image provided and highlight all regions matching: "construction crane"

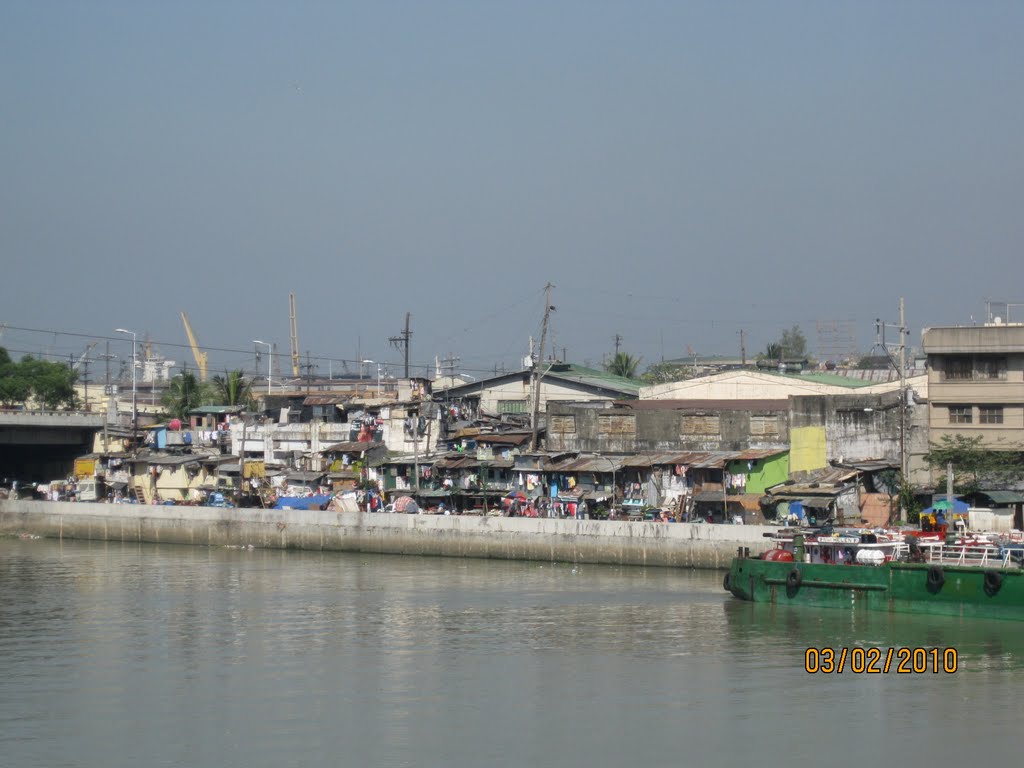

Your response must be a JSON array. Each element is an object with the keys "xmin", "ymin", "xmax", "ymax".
[
  {"xmin": 180, "ymin": 311, "xmax": 209, "ymax": 382},
  {"xmin": 289, "ymin": 292, "xmax": 301, "ymax": 377},
  {"xmin": 71, "ymin": 342, "xmax": 98, "ymax": 371}
]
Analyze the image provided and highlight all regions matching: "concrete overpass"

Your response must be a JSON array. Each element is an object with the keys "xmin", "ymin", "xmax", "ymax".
[{"xmin": 0, "ymin": 410, "xmax": 106, "ymax": 484}]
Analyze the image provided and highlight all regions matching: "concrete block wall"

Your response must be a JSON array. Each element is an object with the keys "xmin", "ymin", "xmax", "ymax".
[{"xmin": 0, "ymin": 500, "xmax": 777, "ymax": 570}]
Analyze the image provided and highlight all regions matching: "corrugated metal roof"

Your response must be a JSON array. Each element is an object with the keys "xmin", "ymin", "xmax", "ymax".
[
  {"xmin": 975, "ymin": 491, "xmax": 1024, "ymax": 504},
  {"xmin": 321, "ymin": 441, "xmax": 384, "ymax": 453},
  {"xmin": 733, "ymin": 449, "xmax": 788, "ymax": 461},
  {"xmin": 286, "ymin": 471, "xmax": 326, "ymax": 483},
  {"xmin": 145, "ymin": 454, "xmax": 207, "ymax": 466},
  {"xmin": 616, "ymin": 399, "xmax": 789, "ymax": 411},
  {"xmin": 440, "ymin": 364, "xmax": 641, "ymax": 398},
  {"xmin": 434, "ymin": 456, "xmax": 478, "ymax": 470},
  {"xmin": 545, "ymin": 455, "xmax": 627, "ymax": 473},
  {"xmin": 771, "ymin": 371, "xmax": 875, "ymax": 389},
  {"xmin": 303, "ymin": 394, "xmax": 353, "ymax": 406},
  {"xmin": 831, "ymin": 459, "xmax": 898, "ymax": 472},
  {"xmin": 474, "ymin": 433, "xmax": 532, "ymax": 446}
]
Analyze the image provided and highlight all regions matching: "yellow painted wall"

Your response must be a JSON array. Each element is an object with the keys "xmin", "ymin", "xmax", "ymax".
[{"xmin": 790, "ymin": 426, "xmax": 827, "ymax": 474}]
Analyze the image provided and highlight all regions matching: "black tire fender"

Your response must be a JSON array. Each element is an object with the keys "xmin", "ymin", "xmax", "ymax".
[
  {"xmin": 723, "ymin": 571, "xmax": 732, "ymax": 591},
  {"xmin": 927, "ymin": 565, "xmax": 945, "ymax": 591},
  {"xmin": 984, "ymin": 569, "xmax": 1003, "ymax": 596},
  {"xmin": 786, "ymin": 567, "xmax": 803, "ymax": 590}
]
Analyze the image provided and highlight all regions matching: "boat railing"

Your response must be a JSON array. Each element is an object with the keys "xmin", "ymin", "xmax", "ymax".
[{"xmin": 927, "ymin": 543, "xmax": 1020, "ymax": 569}]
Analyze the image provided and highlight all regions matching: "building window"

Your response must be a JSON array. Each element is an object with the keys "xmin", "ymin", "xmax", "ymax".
[
  {"xmin": 681, "ymin": 414, "xmax": 721, "ymax": 436},
  {"xmin": 498, "ymin": 399, "xmax": 528, "ymax": 414},
  {"xmin": 977, "ymin": 357, "xmax": 1007, "ymax": 380},
  {"xmin": 980, "ymin": 406, "xmax": 1004, "ymax": 425},
  {"xmin": 549, "ymin": 415, "xmax": 576, "ymax": 434},
  {"xmin": 749, "ymin": 415, "xmax": 779, "ymax": 436},
  {"xmin": 598, "ymin": 414, "xmax": 636, "ymax": 436},
  {"xmin": 944, "ymin": 357, "xmax": 972, "ymax": 380},
  {"xmin": 948, "ymin": 406, "xmax": 972, "ymax": 424}
]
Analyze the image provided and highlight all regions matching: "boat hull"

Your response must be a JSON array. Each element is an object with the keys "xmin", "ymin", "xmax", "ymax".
[{"xmin": 726, "ymin": 557, "xmax": 1024, "ymax": 621}]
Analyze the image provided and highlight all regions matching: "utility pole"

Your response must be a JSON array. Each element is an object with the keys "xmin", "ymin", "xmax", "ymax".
[
  {"xmin": 81, "ymin": 356, "xmax": 90, "ymax": 411},
  {"xmin": 413, "ymin": 407, "xmax": 420, "ymax": 493},
  {"xmin": 614, "ymin": 334, "xmax": 622, "ymax": 355},
  {"xmin": 530, "ymin": 283, "xmax": 554, "ymax": 451},
  {"xmin": 739, "ymin": 329, "xmax": 747, "ymax": 367},
  {"xmin": 302, "ymin": 351, "xmax": 315, "ymax": 396},
  {"xmin": 876, "ymin": 298, "xmax": 910, "ymax": 521},
  {"xmin": 389, "ymin": 312, "xmax": 413, "ymax": 379},
  {"xmin": 100, "ymin": 342, "xmax": 113, "ymax": 452}
]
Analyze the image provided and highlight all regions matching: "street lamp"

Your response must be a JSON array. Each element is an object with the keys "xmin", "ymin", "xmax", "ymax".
[
  {"xmin": 114, "ymin": 328, "xmax": 137, "ymax": 447},
  {"xmin": 253, "ymin": 340, "xmax": 272, "ymax": 394},
  {"xmin": 361, "ymin": 359, "xmax": 380, "ymax": 396}
]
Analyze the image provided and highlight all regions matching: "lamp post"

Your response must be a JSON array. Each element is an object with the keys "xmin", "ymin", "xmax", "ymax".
[
  {"xmin": 253, "ymin": 340, "xmax": 272, "ymax": 395},
  {"xmin": 361, "ymin": 360, "xmax": 382, "ymax": 396},
  {"xmin": 114, "ymin": 328, "xmax": 137, "ymax": 447}
]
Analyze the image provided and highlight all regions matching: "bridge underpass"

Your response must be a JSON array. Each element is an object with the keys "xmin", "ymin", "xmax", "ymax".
[{"xmin": 0, "ymin": 412, "xmax": 105, "ymax": 485}]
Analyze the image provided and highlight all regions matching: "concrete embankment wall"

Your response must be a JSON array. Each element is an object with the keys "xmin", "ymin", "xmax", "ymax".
[{"xmin": 0, "ymin": 500, "xmax": 777, "ymax": 569}]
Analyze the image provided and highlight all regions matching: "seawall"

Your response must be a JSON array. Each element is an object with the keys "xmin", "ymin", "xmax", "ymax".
[{"xmin": 0, "ymin": 500, "xmax": 777, "ymax": 569}]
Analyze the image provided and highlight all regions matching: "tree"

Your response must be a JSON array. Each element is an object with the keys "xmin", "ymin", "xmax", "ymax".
[
  {"xmin": 923, "ymin": 435, "xmax": 1022, "ymax": 495},
  {"xmin": 780, "ymin": 325, "xmax": 808, "ymax": 358},
  {"xmin": 877, "ymin": 468, "xmax": 923, "ymax": 525},
  {"xmin": 0, "ymin": 351, "xmax": 77, "ymax": 409},
  {"xmin": 605, "ymin": 352, "xmax": 641, "ymax": 379},
  {"xmin": 757, "ymin": 326, "xmax": 809, "ymax": 362},
  {"xmin": 641, "ymin": 361, "xmax": 693, "ymax": 385},
  {"xmin": 210, "ymin": 370, "xmax": 253, "ymax": 407},
  {"xmin": 0, "ymin": 350, "xmax": 32, "ymax": 407},
  {"xmin": 162, "ymin": 372, "xmax": 204, "ymax": 420}
]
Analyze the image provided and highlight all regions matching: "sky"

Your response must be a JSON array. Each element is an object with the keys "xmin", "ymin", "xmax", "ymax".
[{"xmin": 2, "ymin": 1, "xmax": 1022, "ymax": 381}]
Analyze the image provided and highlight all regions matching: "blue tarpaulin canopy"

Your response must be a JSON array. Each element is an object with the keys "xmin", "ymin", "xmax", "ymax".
[
  {"xmin": 924, "ymin": 498, "xmax": 969, "ymax": 514},
  {"xmin": 274, "ymin": 494, "xmax": 333, "ymax": 510}
]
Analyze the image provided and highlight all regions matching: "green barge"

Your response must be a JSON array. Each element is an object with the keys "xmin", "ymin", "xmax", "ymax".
[{"xmin": 724, "ymin": 533, "xmax": 1024, "ymax": 621}]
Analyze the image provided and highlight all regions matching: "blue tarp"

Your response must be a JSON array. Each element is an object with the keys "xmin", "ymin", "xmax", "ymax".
[{"xmin": 274, "ymin": 494, "xmax": 333, "ymax": 510}]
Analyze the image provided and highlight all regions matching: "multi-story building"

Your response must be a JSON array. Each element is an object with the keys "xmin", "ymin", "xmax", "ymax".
[{"xmin": 922, "ymin": 323, "xmax": 1024, "ymax": 452}]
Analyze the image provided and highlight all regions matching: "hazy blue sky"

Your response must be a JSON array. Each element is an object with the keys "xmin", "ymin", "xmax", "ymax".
[{"xmin": 2, "ymin": 1, "xmax": 1022, "ymax": 379}]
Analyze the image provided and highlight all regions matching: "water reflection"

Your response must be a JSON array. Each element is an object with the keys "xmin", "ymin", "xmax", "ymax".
[{"xmin": 2, "ymin": 538, "xmax": 1023, "ymax": 768}]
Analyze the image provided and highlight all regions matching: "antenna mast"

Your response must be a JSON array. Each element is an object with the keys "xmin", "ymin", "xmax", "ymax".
[
  {"xmin": 389, "ymin": 312, "xmax": 413, "ymax": 378},
  {"xmin": 289, "ymin": 292, "xmax": 301, "ymax": 377},
  {"xmin": 530, "ymin": 283, "xmax": 554, "ymax": 451}
]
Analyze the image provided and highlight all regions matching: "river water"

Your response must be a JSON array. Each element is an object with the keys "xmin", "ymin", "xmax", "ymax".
[{"xmin": 2, "ymin": 537, "xmax": 1022, "ymax": 768}]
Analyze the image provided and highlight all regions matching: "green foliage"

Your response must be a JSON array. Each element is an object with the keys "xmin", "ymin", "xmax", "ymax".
[
  {"xmin": 210, "ymin": 370, "xmax": 253, "ymax": 407},
  {"xmin": 162, "ymin": 372, "xmax": 205, "ymax": 420},
  {"xmin": 641, "ymin": 361, "xmax": 692, "ymax": 385},
  {"xmin": 780, "ymin": 325, "xmax": 808, "ymax": 358},
  {"xmin": 0, "ymin": 348, "xmax": 78, "ymax": 409},
  {"xmin": 758, "ymin": 326, "xmax": 808, "ymax": 361},
  {"xmin": 924, "ymin": 435, "xmax": 1022, "ymax": 494},
  {"xmin": 604, "ymin": 351, "xmax": 641, "ymax": 379}
]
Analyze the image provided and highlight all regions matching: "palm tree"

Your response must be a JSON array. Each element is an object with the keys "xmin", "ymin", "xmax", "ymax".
[
  {"xmin": 762, "ymin": 343, "xmax": 783, "ymax": 361},
  {"xmin": 605, "ymin": 352, "xmax": 641, "ymax": 379},
  {"xmin": 162, "ymin": 372, "xmax": 204, "ymax": 420},
  {"xmin": 210, "ymin": 369, "xmax": 253, "ymax": 407}
]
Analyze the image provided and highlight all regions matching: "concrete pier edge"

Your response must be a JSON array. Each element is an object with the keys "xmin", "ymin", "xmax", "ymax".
[{"xmin": 0, "ymin": 499, "xmax": 777, "ymax": 569}]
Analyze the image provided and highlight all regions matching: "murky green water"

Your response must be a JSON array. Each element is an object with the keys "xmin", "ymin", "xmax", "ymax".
[{"xmin": 1, "ymin": 537, "xmax": 1021, "ymax": 767}]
